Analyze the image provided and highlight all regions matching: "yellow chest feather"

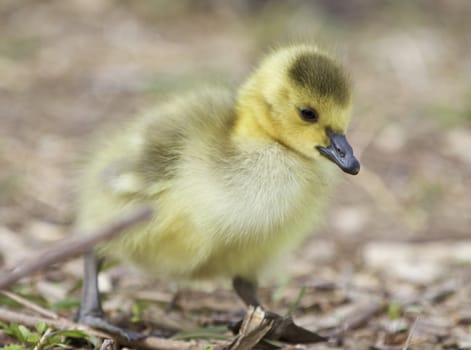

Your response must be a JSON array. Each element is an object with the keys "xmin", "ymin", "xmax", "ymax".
[{"xmin": 101, "ymin": 142, "xmax": 336, "ymax": 280}]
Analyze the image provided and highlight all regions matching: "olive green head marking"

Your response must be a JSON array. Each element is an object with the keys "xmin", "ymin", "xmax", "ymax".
[{"xmin": 288, "ymin": 52, "xmax": 351, "ymax": 106}]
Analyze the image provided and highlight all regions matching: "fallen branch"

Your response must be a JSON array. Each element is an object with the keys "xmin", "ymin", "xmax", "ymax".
[
  {"xmin": 0, "ymin": 290, "xmax": 59, "ymax": 320},
  {"xmin": 131, "ymin": 337, "xmax": 202, "ymax": 350},
  {"xmin": 0, "ymin": 205, "xmax": 153, "ymax": 289},
  {"xmin": 402, "ymin": 316, "xmax": 419, "ymax": 350},
  {"xmin": 342, "ymin": 302, "xmax": 387, "ymax": 332},
  {"xmin": 327, "ymin": 301, "xmax": 387, "ymax": 343},
  {"xmin": 33, "ymin": 327, "xmax": 53, "ymax": 350},
  {"xmin": 0, "ymin": 307, "xmax": 204, "ymax": 350},
  {"xmin": 0, "ymin": 307, "xmax": 111, "ymax": 339}
]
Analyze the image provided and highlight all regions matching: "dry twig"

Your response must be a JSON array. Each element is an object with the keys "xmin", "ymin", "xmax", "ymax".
[
  {"xmin": 33, "ymin": 327, "xmax": 53, "ymax": 350},
  {"xmin": 0, "ymin": 307, "xmax": 111, "ymax": 339},
  {"xmin": 0, "ymin": 307, "xmax": 205, "ymax": 350},
  {"xmin": 342, "ymin": 302, "xmax": 387, "ymax": 332},
  {"xmin": 402, "ymin": 316, "xmax": 419, "ymax": 350},
  {"xmin": 327, "ymin": 301, "xmax": 387, "ymax": 343},
  {"xmin": 0, "ymin": 290, "xmax": 59, "ymax": 320},
  {"xmin": 0, "ymin": 205, "xmax": 153, "ymax": 289}
]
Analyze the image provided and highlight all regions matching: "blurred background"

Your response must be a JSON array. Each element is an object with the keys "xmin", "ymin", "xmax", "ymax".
[{"xmin": 0, "ymin": 0, "xmax": 470, "ymax": 348}]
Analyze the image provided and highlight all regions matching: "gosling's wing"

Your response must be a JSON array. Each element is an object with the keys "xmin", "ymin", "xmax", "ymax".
[
  {"xmin": 130, "ymin": 88, "xmax": 237, "ymax": 192},
  {"xmin": 100, "ymin": 158, "xmax": 145, "ymax": 196},
  {"xmin": 93, "ymin": 122, "xmax": 178, "ymax": 199},
  {"xmin": 83, "ymin": 86, "xmax": 236, "ymax": 202}
]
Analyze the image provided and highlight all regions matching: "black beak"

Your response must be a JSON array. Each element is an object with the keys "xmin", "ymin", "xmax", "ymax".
[{"xmin": 316, "ymin": 129, "xmax": 360, "ymax": 175}]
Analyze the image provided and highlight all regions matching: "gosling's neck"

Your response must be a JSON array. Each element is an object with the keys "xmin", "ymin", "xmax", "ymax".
[{"xmin": 231, "ymin": 78, "xmax": 283, "ymax": 151}]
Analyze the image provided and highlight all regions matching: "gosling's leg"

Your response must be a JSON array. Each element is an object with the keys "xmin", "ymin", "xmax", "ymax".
[
  {"xmin": 76, "ymin": 251, "xmax": 145, "ymax": 341},
  {"xmin": 232, "ymin": 276, "xmax": 261, "ymax": 307},
  {"xmin": 231, "ymin": 276, "xmax": 327, "ymax": 344}
]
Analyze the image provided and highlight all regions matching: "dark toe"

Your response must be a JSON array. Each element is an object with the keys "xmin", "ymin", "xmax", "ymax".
[{"xmin": 78, "ymin": 315, "xmax": 147, "ymax": 341}]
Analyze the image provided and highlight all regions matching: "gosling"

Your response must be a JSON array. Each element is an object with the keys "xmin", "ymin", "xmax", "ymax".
[{"xmin": 76, "ymin": 44, "xmax": 360, "ymax": 342}]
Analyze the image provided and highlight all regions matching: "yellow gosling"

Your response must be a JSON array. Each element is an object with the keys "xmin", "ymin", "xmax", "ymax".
[{"xmin": 76, "ymin": 44, "xmax": 360, "ymax": 342}]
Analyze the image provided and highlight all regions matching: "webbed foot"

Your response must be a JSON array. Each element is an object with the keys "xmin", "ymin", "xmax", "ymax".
[
  {"xmin": 263, "ymin": 311, "xmax": 327, "ymax": 343},
  {"xmin": 77, "ymin": 313, "xmax": 147, "ymax": 341},
  {"xmin": 231, "ymin": 276, "xmax": 327, "ymax": 344}
]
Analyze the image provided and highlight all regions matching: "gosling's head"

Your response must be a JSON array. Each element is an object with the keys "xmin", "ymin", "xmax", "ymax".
[{"xmin": 238, "ymin": 45, "xmax": 360, "ymax": 175}]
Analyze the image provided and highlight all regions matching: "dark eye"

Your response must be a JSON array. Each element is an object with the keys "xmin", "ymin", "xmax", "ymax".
[{"xmin": 299, "ymin": 108, "xmax": 319, "ymax": 123}]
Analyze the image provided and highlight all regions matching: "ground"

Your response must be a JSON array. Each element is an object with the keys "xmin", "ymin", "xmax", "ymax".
[{"xmin": 0, "ymin": 1, "xmax": 470, "ymax": 349}]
